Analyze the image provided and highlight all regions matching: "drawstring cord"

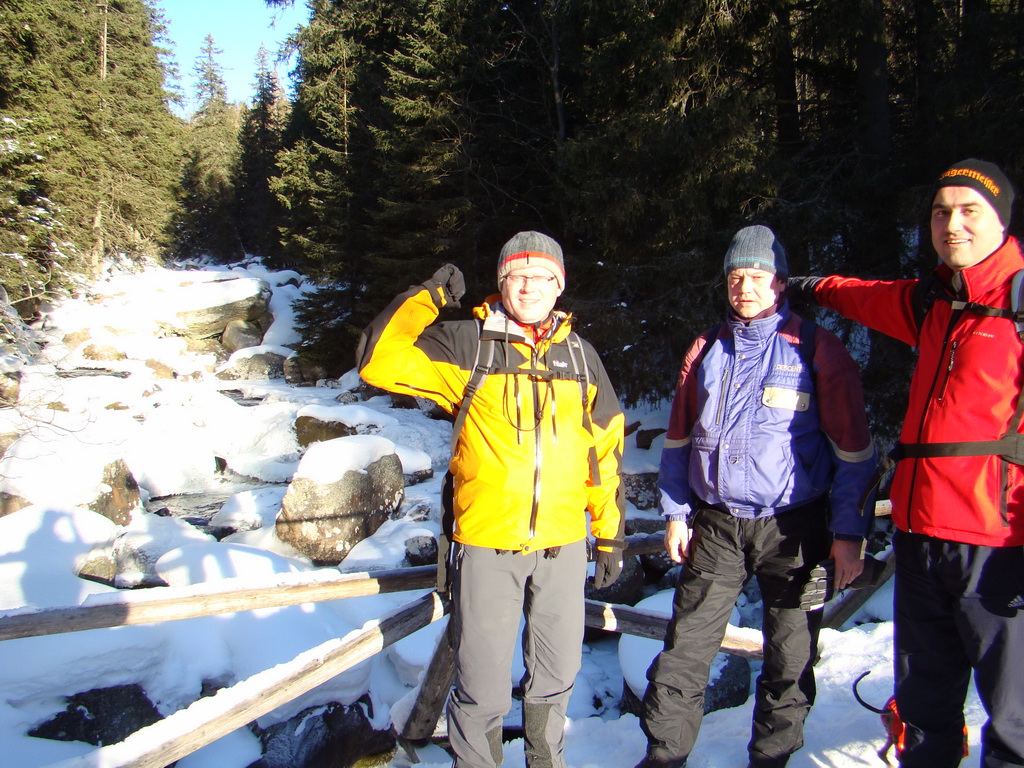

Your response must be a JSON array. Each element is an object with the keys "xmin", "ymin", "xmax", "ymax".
[{"xmin": 500, "ymin": 321, "xmax": 556, "ymax": 442}]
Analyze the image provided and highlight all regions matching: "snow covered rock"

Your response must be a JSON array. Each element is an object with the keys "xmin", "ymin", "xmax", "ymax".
[
  {"xmin": 222, "ymin": 318, "xmax": 265, "ymax": 353},
  {"xmin": 166, "ymin": 276, "xmax": 273, "ymax": 340},
  {"xmin": 216, "ymin": 346, "xmax": 289, "ymax": 380},
  {"xmin": 0, "ymin": 416, "xmax": 141, "ymax": 525},
  {"xmin": 293, "ymin": 413, "xmax": 356, "ymax": 448},
  {"xmin": 275, "ymin": 436, "xmax": 405, "ymax": 565}
]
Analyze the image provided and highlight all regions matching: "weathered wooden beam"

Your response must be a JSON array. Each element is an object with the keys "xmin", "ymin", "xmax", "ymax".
[
  {"xmin": 43, "ymin": 591, "xmax": 448, "ymax": 768},
  {"xmin": 823, "ymin": 553, "xmax": 896, "ymax": 630},
  {"xmin": 397, "ymin": 623, "xmax": 457, "ymax": 750},
  {"xmin": 0, "ymin": 565, "xmax": 437, "ymax": 642},
  {"xmin": 0, "ymin": 531, "xmax": 670, "ymax": 644},
  {"xmin": 584, "ymin": 600, "xmax": 764, "ymax": 659}
]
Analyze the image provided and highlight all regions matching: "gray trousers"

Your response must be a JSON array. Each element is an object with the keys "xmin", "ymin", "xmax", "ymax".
[{"xmin": 447, "ymin": 540, "xmax": 587, "ymax": 768}]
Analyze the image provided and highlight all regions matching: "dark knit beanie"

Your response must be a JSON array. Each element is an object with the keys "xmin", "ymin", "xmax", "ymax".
[
  {"xmin": 935, "ymin": 158, "xmax": 1015, "ymax": 228},
  {"xmin": 723, "ymin": 225, "xmax": 788, "ymax": 280},
  {"xmin": 497, "ymin": 231, "xmax": 565, "ymax": 290}
]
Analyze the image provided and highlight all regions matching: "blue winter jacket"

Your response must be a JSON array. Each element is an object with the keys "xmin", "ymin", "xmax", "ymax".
[{"xmin": 659, "ymin": 303, "xmax": 876, "ymax": 538}]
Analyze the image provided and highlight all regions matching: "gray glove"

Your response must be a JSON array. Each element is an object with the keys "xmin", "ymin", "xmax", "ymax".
[{"xmin": 425, "ymin": 264, "xmax": 465, "ymax": 309}]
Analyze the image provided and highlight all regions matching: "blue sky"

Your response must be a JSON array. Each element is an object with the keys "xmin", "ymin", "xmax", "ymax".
[{"xmin": 158, "ymin": 0, "xmax": 310, "ymax": 114}]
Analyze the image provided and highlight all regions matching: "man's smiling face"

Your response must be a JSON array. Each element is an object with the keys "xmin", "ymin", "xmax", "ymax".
[{"xmin": 931, "ymin": 186, "xmax": 1006, "ymax": 272}]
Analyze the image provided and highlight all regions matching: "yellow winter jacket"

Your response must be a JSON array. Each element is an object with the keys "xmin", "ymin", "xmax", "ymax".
[{"xmin": 357, "ymin": 281, "xmax": 625, "ymax": 553}]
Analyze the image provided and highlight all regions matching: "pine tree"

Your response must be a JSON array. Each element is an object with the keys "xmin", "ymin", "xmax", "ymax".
[
  {"xmin": 365, "ymin": 0, "xmax": 475, "ymax": 289},
  {"xmin": 172, "ymin": 35, "xmax": 244, "ymax": 261},
  {"xmin": 0, "ymin": 0, "xmax": 181, "ymax": 299},
  {"xmin": 235, "ymin": 45, "xmax": 289, "ymax": 264},
  {"xmin": 272, "ymin": 0, "xmax": 408, "ymax": 375}
]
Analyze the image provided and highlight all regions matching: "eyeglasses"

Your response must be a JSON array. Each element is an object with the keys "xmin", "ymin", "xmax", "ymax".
[{"xmin": 503, "ymin": 274, "xmax": 558, "ymax": 288}]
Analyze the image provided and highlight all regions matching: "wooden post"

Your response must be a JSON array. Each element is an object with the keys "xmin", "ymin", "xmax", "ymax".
[
  {"xmin": 97, "ymin": 1, "xmax": 108, "ymax": 80},
  {"xmin": 397, "ymin": 617, "xmax": 456, "ymax": 749}
]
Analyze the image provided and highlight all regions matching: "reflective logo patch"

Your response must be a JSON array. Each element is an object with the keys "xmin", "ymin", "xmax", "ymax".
[{"xmin": 762, "ymin": 386, "xmax": 810, "ymax": 412}]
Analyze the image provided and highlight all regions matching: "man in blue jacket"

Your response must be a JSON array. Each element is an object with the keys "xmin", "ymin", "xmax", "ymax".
[{"xmin": 634, "ymin": 225, "xmax": 877, "ymax": 768}]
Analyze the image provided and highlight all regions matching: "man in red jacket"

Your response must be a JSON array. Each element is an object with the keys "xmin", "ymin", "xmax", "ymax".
[{"xmin": 793, "ymin": 159, "xmax": 1023, "ymax": 767}]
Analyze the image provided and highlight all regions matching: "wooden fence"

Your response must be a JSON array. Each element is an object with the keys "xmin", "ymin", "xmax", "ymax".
[{"xmin": 0, "ymin": 525, "xmax": 893, "ymax": 768}]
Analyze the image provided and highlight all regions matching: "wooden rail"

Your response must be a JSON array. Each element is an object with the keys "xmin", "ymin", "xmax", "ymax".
[
  {"xmin": 0, "ymin": 565, "xmax": 436, "ymax": 642},
  {"xmin": 0, "ymin": 532, "xmax": 667, "ymax": 643},
  {"xmin": 43, "ymin": 591, "xmax": 448, "ymax": 768}
]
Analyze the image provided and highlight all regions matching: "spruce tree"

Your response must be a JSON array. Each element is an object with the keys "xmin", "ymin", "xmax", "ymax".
[
  {"xmin": 172, "ymin": 35, "xmax": 244, "ymax": 261},
  {"xmin": 235, "ymin": 46, "xmax": 290, "ymax": 264},
  {"xmin": 0, "ymin": 0, "xmax": 181, "ymax": 302}
]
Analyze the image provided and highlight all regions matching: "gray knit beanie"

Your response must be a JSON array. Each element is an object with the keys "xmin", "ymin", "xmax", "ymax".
[
  {"xmin": 497, "ymin": 231, "xmax": 565, "ymax": 290},
  {"xmin": 723, "ymin": 225, "xmax": 788, "ymax": 280}
]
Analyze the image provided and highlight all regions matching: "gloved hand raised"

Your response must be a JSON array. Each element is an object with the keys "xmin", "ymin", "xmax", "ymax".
[
  {"xmin": 786, "ymin": 275, "xmax": 823, "ymax": 310},
  {"xmin": 592, "ymin": 540, "xmax": 625, "ymax": 589},
  {"xmin": 425, "ymin": 264, "xmax": 465, "ymax": 309}
]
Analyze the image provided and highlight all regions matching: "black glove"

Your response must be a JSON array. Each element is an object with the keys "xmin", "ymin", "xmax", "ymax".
[
  {"xmin": 425, "ymin": 264, "xmax": 465, "ymax": 309},
  {"xmin": 799, "ymin": 554, "xmax": 887, "ymax": 611},
  {"xmin": 786, "ymin": 275, "xmax": 824, "ymax": 310},
  {"xmin": 592, "ymin": 542, "xmax": 624, "ymax": 590},
  {"xmin": 799, "ymin": 559, "xmax": 835, "ymax": 611}
]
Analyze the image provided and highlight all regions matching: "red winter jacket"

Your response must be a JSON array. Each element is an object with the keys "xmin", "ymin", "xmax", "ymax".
[{"xmin": 813, "ymin": 237, "xmax": 1024, "ymax": 547}]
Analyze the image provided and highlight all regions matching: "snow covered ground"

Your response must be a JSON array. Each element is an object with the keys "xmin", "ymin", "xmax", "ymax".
[{"xmin": 0, "ymin": 258, "xmax": 985, "ymax": 767}]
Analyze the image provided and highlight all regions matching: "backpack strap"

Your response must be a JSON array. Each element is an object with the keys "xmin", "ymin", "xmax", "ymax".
[
  {"xmin": 911, "ymin": 272, "xmax": 945, "ymax": 336},
  {"xmin": 796, "ymin": 315, "xmax": 817, "ymax": 371},
  {"xmin": 565, "ymin": 331, "xmax": 602, "ymax": 484},
  {"xmin": 912, "ymin": 269, "xmax": 1024, "ymax": 335},
  {"xmin": 449, "ymin": 320, "xmax": 495, "ymax": 456}
]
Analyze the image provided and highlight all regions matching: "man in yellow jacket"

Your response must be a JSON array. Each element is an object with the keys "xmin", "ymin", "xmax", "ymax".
[{"xmin": 358, "ymin": 231, "xmax": 626, "ymax": 768}]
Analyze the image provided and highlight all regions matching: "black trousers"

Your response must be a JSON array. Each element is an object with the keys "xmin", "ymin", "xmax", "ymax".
[
  {"xmin": 894, "ymin": 530, "xmax": 1024, "ymax": 768},
  {"xmin": 640, "ymin": 501, "xmax": 831, "ymax": 767}
]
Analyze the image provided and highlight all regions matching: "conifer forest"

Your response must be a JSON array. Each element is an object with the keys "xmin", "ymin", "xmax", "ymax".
[{"xmin": 3, "ymin": 0, "xmax": 1024, "ymax": 441}]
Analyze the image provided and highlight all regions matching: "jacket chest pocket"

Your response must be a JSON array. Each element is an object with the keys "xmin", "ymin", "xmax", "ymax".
[{"xmin": 761, "ymin": 385, "xmax": 810, "ymax": 412}]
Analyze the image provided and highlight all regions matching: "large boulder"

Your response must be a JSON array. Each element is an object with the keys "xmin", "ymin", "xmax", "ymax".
[
  {"xmin": 623, "ymin": 472, "xmax": 659, "ymax": 511},
  {"xmin": 252, "ymin": 698, "xmax": 396, "ymax": 768},
  {"xmin": 167, "ymin": 277, "xmax": 272, "ymax": 340},
  {"xmin": 222, "ymin": 318, "xmax": 265, "ymax": 353},
  {"xmin": 216, "ymin": 348, "xmax": 288, "ymax": 381},
  {"xmin": 28, "ymin": 684, "xmax": 162, "ymax": 746},
  {"xmin": 275, "ymin": 437, "xmax": 405, "ymax": 565},
  {"xmin": 293, "ymin": 414, "xmax": 356, "ymax": 449},
  {"xmin": 4, "ymin": 456, "xmax": 146, "ymax": 526}
]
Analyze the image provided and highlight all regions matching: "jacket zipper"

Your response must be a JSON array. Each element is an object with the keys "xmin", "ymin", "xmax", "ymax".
[
  {"xmin": 715, "ymin": 368, "xmax": 732, "ymax": 425},
  {"xmin": 937, "ymin": 340, "xmax": 958, "ymax": 401},
  {"xmin": 529, "ymin": 349, "xmax": 542, "ymax": 541}
]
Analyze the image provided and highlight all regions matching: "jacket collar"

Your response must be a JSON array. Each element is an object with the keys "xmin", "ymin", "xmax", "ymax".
[
  {"xmin": 726, "ymin": 300, "xmax": 790, "ymax": 345},
  {"xmin": 474, "ymin": 296, "xmax": 573, "ymax": 346},
  {"xmin": 938, "ymin": 236, "xmax": 1024, "ymax": 301}
]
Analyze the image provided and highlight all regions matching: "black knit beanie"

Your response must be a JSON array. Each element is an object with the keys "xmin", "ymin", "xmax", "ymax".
[{"xmin": 935, "ymin": 159, "xmax": 1015, "ymax": 228}]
